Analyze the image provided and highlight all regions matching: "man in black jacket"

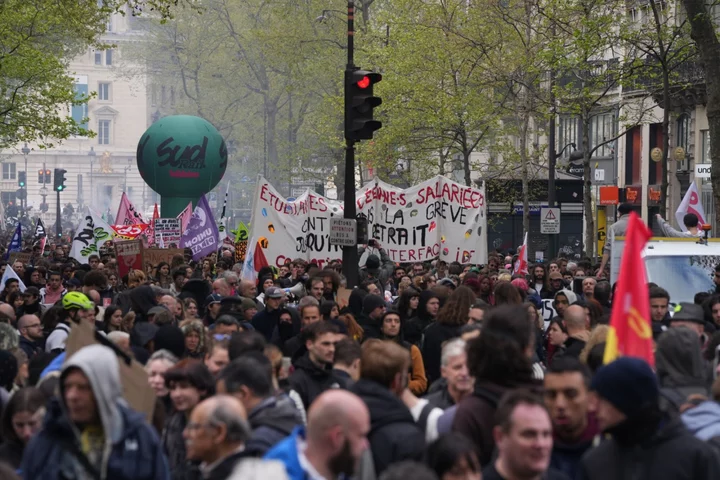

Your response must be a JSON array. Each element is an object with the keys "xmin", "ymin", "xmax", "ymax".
[
  {"xmin": 288, "ymin": 321, "xmax": 341, "ymax": 412},
  {"xmin": 217, "ymin": 353, "xmax": 303, "ymax": 456},
  {"xmin": 351, "ymin": 339, "xmax": 425, "ymax": 475},
  {"xmin": 580, "ymin": 357, "xmax": 720, "ymax": 480},
  {"xmin": 251, "ymin": 287, "xmax": 285, "ymax": 341}
]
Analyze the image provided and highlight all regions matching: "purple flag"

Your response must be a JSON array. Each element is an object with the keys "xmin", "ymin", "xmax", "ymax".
[{"xmin": 180, "ymin": 194, "xmax": 219, "ymax": 261}]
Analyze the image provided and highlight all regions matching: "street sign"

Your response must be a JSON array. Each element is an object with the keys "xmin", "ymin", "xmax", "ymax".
[
  {"xmin": 540, "ymin": 207, "xmax": 560, "ymax": 234},
  {"xmin": 329, "ymin": 218, "xmax": 357, "ymax": 246},
  {"xmin": 695, "ymin": 164, "xmax": 711, "ymax": 179}
]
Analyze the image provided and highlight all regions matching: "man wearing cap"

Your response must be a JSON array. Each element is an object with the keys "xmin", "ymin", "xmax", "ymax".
[
  {"xmin": 251, "ymin": 286, "xmax": 286, "ymax": 342},
  {"xmin": 580, "ymin": 357, "xmax": 719, "ymax": 479},
  {"xmin": 670, "ymin": 302, "xmax": 712, "ymax": 349},
  {"xmin": 359, "ymin": 294, "xmax": 387, "ymax": 339},
  {"xmin": 597, "ymin": 203, "xmax": 633, "ymax": 278},
  {"xmin": 203, "ymin": 293, "xmax": 223, "ymax": 326}
]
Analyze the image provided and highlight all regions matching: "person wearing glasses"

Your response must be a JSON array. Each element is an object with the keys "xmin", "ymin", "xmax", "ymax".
[{"xmin": 17, "ymin": 314, "xmax": 43, "ymax": 360}]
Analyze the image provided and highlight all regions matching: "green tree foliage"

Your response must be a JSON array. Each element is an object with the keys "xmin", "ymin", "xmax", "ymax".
[{"xmin": 0, "ymin": 0, "xmax": 187, "ymax": 149}]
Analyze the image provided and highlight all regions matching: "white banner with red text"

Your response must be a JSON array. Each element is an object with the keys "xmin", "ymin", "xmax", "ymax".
[{"xmin": 248, "ymin": 176, "xmax": 487, "ymax": 269}]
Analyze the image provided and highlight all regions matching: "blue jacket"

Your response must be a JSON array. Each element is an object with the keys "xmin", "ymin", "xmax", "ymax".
[
  {"xmin": 264, "ymin": 426, "xmax": 306, "ymax": 480},
  {"xmin": 21, "ymin": 398, "xmax": 170, "ymax": 480}
]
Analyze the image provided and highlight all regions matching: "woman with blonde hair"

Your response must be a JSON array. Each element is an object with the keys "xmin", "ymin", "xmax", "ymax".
[{"xmin": 579, "ymin": 324, "xmax": 609, "ymax": 373}]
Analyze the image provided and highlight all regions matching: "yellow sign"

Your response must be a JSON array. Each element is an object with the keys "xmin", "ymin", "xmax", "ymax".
[{"xmin": 597, "ymin": 209, "xmax": 606, "ymax": 256}]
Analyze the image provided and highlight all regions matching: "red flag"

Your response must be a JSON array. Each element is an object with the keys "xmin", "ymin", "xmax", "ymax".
[
  {"xmin": 604, "ymin": 212, "xmax": 654, "ymax": 366},
  {"xmin": 253, "ymin": 240, "xmax": 269, "ymax": 273},
  {"xmin": 514, "ymin": 232, "xmax": 528, "ymax": 276}
]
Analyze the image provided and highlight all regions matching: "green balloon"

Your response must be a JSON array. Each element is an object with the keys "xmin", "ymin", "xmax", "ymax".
[{"xmin": 137, "ymin": 115, "xmax": 227, "ymax": 215}]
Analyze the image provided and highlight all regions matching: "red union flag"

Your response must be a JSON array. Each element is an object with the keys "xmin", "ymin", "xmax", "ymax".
[{"xmin": 604, "ymin": 212, "xmax": 654, "ymax": 366}]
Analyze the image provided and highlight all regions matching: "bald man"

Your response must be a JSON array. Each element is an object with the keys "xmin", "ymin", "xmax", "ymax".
[
  {"xmin": 0, "ymin": 303, "xmax": 16, "ymax": 324},
  {"xmin": 184, "ymin": 395, "xmax": 251, "ymax": 479},
  {"xmin": 18, "ymin": 314, "xmax": 43, "ymax": 359},
  {"xmin": 265, "ymin": 390, "xmax": 370, "ymax": 479},
  {"xmin": 213, "ymin": 278, "xmax": 232, "ymax": 297},
  {"xmin": 560, "ymin": 305, "xmax": 589, "ymax": 360}
]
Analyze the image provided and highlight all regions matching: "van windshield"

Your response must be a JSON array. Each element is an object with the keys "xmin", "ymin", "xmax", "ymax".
[{"xmin": 644, "ymin": 256, "xmax": 718, "ymax": 303}]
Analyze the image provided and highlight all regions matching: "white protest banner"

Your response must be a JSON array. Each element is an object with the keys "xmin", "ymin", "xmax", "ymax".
[
  {"xmin": 154, "ymin": 218, "xmax": 182, "ymax": 245},
  {"xmin": 248, "ymin": 175, "xmax": 487, "ymax": 268},
  {"xmin": 70, "ymin": 210, "xmax": 114, "ymax": 263}
]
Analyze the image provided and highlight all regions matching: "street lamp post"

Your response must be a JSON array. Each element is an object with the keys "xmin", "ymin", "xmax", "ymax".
[
  {"xmin": 342, "ymin": 0, "xmax": 359, "ymax": 288},
  {"xmin": 124, "ymin": 158, "xmax": 132, "ymax": 193},
  {"xmin": 21, "ymin": 143, "xmax": 30, "ymax": 218}
]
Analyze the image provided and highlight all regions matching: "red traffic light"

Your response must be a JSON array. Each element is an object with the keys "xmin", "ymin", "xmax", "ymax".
[{"xmin": 357, "ymin": 76, "xmax": 371, "ymax": 89}]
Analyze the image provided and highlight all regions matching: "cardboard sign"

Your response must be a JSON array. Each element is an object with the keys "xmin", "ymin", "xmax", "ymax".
[
  {"xmin": 8, "ymin": 252, "xmax": 32, "ymax": 267},
  {"xmin": 249, "ymin": 176, "xmax": 488, "ymax": 268},
  {"xmin": 65, "ymin": 320, "xmax": 155, "ymax": 421},
  {"xmin": 235, "ymin": 240, "xmax": 248, "ymax": 263},
  {"xmin": 114, "ymin": 240, "xmax": 143, "ymax": 278},
  {"xmin": 154, "ymin": 218, "xmax": 182, "ymax": 245},
  {"xmin": 144, "ymin": 248, "xmax": 184, "ymax": 269}
]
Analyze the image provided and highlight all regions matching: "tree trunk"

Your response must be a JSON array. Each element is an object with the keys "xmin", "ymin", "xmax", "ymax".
[
  {"xmin": 463, "ymin": 151, "xmax": 472, "ymax": 187},
  {"xmin": 681, "ymin": 0, "xmax": 720, "ymax": 226},
  {"xmin": 264, "ymin": 98, "xmax": 279, "ymax": 184},
  {"xmin": 660, "ymin": 70, "xmax": 670, "ymax": 219},
  {"xmin": 583, "ymin": 119, "xmax": 595, "ymax": 257}
]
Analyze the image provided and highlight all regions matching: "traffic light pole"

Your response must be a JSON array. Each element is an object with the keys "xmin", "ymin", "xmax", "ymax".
[
  {"xmin": 56, "ymin": 190, "xmax": 61, "ymax": 238},
  {"xmin": 342, "ymin": 0, "xmax": 359, "ymax": 288}
]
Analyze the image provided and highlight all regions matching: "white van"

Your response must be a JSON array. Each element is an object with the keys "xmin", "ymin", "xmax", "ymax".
[{"xmin": 610, "ymin": 238, "xmax": 720, "ymax": 304}]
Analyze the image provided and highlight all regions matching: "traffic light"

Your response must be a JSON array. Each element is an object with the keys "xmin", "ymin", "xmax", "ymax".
[
  {"xmin": 345, "ymin": 69, "xmax": 382, "ymax": 141},
  {"xmin": 18, "ymin": 171, "xmax": 26, "ymax": 188},
  {"xmin": 54, "ymin": 168, "xmax": 67, "ymax": 192},
  {"xmin": 39, "ymin": 169, "xmax": 51, "ymax": 184},
  {"xmin": 45, "ymin": 169, "xmax": 51, "ymax": 183}
]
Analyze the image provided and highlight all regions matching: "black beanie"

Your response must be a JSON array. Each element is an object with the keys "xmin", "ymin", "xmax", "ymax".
[
  {"xmin": 591, "ymin": 357, "xmax": 659, "ymax": 418},
  {"xmin": 362, "ymin": 294, "xmax": 387, "ymax": 315}
]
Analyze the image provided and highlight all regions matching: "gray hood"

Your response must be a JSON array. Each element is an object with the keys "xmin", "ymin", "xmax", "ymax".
[
  {"xmin": 61, "ymin": 344, "xmax": 125, "ymax": 444},
  {"xmin": 655, "ymin": 327, "xmax": 707, "ymax": 389}
]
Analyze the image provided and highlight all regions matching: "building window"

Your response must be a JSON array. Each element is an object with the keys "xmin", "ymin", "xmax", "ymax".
[
  {"xmin": 150, "ymin": 85, "xmax": 158, "ymax": 106},
  {"xmin": 106, "ymin": 49, "xmax": 113, "ymax": 66},
  {"xmin": 98, "ymin": 82, "xmax": 110, "ymax": 101},
  {"xmin": 2, "ymin": 163, "xmax": 16, "ymax": 180},
  {"xmin": 98, "ymin": 120, "xmax": 111, "ymax": 145},
  {"xmin": 676, "ymin": 113, "xmax": 690, "ymax": 171},
  {"xmin": 590, "ymin": 113, "xmax": 616, "ymax": 158},
  {"xmin": 558, "ymin": 116, "xmax": 579, "ymax": 158},
  {"xmin": 71, "ymin": 82, "xmax": 89, "ymax": 130},
  {"xmin": 95, "ymin": 51, "xmax": 102, "ymax": 65}
]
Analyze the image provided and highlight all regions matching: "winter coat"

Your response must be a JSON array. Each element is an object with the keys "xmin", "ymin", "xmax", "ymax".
[
  {"xmin": 202, "ymin": 450, "xmax": 247, "ymax": 480},
  {"xmin": 682, "ymin": 401, "xmax": 720, "ymax": 440},
  {"xmin": 162, "ymin": 410, "xmax": 201, "ymax": 480},
  {"xmin": 20, "ymin": 344, "xmax": 170, "ymax": 480},
  {"xmin": 245, "ymin": 395, "xmax": 303, "ymax": 457},
  {"xmin": 549, "ymin": 414, "xmax": 599, "ymax": 480},
  {"xmin": 263, "ymin": 426, "xmax": 310, "ymax": 480},
  {"xmin": 452, "ymin": 380, "xmax": 539, "ymax": 467},
  {"xmin": 288, "ymin": 354, "xmax": 340, "ymax": 411},
  {"xmin": 350, "ymin": 379, "xmax": 425, "ymax": 475},
  {"xmin": 424, "ymin": 383, "xmax": 455, "ymax": 410},
  {"xmin": 655, "ymin": 327, "xmax": 710, "ymax": 414},
  {"xmin": 579, "ymin": 417, "xmax": 720, "ymax": 480},
  {"xmin": 422, "ymin": 322, "xmax": 461, "ymax": 385},
  {"xmin": 0, "ymin": 440, "xmax": 23, "ymax": 470},
  {"xmin": 252, "ymin": 307, "xmax": 284, "ymax": 342}
]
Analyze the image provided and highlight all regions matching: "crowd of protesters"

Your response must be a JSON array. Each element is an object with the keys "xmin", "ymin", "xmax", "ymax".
[{"xmin": 0, "ymin": 235, "xmax": 717, "ymax": 480}]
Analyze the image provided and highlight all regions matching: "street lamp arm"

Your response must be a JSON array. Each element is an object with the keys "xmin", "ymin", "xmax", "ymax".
[{"xmin": 556, "ymin": 142, "xmax": 576, "ymax": 158}]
